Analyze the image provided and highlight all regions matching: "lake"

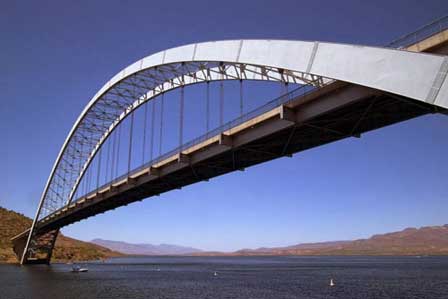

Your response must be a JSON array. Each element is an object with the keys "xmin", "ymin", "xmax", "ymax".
[{"xmin": 1, "ymin": 256, "xmax": 447, "ymax": 298}]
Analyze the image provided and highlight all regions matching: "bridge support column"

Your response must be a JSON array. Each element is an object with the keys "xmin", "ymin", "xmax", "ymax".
[
  {"xmin": 177, "ymin": 153, "xmax": 190, "ymax": 165},
  {"xmin": 219, "ymin": 134, "xmax": 233, "ymax": 148},
  {"xmin": 148, "ymin": 166, "xmax": 160, "ymax": 178},
  {"xmin": 12, "ymin": 229, "xmax": 58, "ymax": 265},
  {"xmin": 279, "ymin": 105, "xmax": 297, "ymax": 124}
]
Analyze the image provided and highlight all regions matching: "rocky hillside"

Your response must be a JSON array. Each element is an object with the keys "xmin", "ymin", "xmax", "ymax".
[
  {"xmin": 196, "ymin": 225, "xmax": 448, "ymax": 256},
  {"xmin": 0, "ymin": 207, "xmax": 123, "ymax": 263},
  {"xmin": 270, "ymin": 225, "xmax": 448, "ymax": 256}
]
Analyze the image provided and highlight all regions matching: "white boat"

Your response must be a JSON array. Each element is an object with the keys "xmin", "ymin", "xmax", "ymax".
[
  {"xmin": 71, "ymin": 265, "xmax": 88, "ymax": 273},
  {"xmin": 329, "ymin": 278, "xmax": 335, "ymax": 287}
]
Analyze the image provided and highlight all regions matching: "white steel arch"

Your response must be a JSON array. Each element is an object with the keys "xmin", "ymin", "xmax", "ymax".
[{"xmin": 23, "ymin": 39, "xmax": 448, "ymax": 264}]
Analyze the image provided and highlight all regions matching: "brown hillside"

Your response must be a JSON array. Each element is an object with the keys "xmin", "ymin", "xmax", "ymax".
[
  {"xmin": 0, "ymin": 207, "xmax": 123, "ymax": 263},
  {"xmin": 248, "ymin": 225, "xmax": 448, "ymax": 256},
  {"xmin": 194, "ymin": 225, "xmax": 448, "ymax": 256}
]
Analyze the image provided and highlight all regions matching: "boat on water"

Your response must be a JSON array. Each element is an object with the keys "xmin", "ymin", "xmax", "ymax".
[{"xmin": 71, "ymin": 265, "xmax": 88, "ymax": 273}]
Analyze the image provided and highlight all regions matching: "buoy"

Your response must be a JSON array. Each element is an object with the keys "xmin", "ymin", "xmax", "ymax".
[{"xmin": 330, "ymin": 278, "xmax": 335, "ymax": 287}]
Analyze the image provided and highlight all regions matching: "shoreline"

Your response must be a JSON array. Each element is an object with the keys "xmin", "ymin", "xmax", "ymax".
[{"xmin": 4, "ymin": 254, "xmax": 448, "ymax": 265}]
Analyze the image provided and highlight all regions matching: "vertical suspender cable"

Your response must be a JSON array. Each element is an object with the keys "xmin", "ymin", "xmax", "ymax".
[
  {"xmin": 239, "ymin": 79, "xmax": 243, "ymax": 117},
  {"xmin": 281, "ymin": 81, "xmax": 289, "ymax": 97},
  {"xmin": 127, "ymin": 112, "xmax": 135, "ymax": 175},
  {"xmin": 56, "ymin": 175, "xmax": 62, "ymax": 206},
  {"xmin": 150, "ymin": 100, "xmax": 156, "ymax": 161},
  {"xmin": 97, "ymin": 116, "xmax": 107, "ymax": 189},
  {"xmin": 90, "ymin": 166, "xmax": 93, "ymax": 193},
  {"xmin": 96, "ymin": 147, "xmax": 102, "ymax": 190},
  {"xmin": 76, "ymin": 139, "xmax": 85, "ymax": 195},
  {"xmin": 220, "ymin": 75, "xmax": 224, "ymax": 127},
  {"xmin": 82, "ymin": 168, "xmax": 86, "ymax": 195},
  {"xmin": 158, "ymin": 93, "xmax": 164, "ymax": 157},
  {"xmin": 142, "ymin": 101, "xmax": 148, "ymax": 165},
  {"xmin": 89, "ymin": 129, "xmax": 95, "ymax": 193},
  {"xmin": 63, "ymin": 159, "xmax": 68, "ymax": 203},
  {"xmin": 105, "ymin": 136, "xmax": 111, "ymax": 183},
  {"xmin": 206, "ymin": 82, "xmax": 210, "ymax": 133},
  {"xmin": 116, "ymin": 124, "xmax": 122, "ymax": 178},
  {"xmin": 179, "ymin": 85, "xmax": 185, "ymax": 150},
  {"xmin": 83, "ymin": 155, "xmax": 87, "ymax": 196},
  {"xmin": 84, "ymin": 168, "xmax": 88, "ymax": 195},
  {"xmin": 86, "ymin": 164, "xmax": 90, "ymax": 194},
  {"xmin": 88, "ymin": 167, "xmax": 91, "ymax": 194},
  {"xmin": 90, "ymin": 162, "xmax": 94, "ymax": 193},
  {"xmin": 111, "ymin": 129, "xmax": 116, "ymax": 182},
  {"xmin": 84, "ymin": 129, "xmax": 92, "ymax": 194},
  {"xmin": 82, "ymin": 168, "xmax": 86, "ymax": 197},
  {"xmin": 84, "ymin": 169, "xmax": 88, "ymax": 195}
]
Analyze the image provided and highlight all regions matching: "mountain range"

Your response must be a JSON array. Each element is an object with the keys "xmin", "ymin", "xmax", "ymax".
[
  {"xmin": 2, "ymin": 205, "xmax": 448, "ymax": 262},
  {"xmin": 92, "ymin": 225, "xmax": 448, "ymax": 256},
  {"xmin": 195, "ymin": 224, "xmax": 448, "ymax": 256},
  {"xmin": 91, "ymin": 239, "xmax": 202, "ymax": 255}
]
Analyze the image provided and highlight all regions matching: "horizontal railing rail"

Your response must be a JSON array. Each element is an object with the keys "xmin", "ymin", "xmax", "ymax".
[
  {"xmin": 45, "ymin": 82, "xmax": 322, "ymax": 218},
  {"xmin": 40, "ymin": 16, "xmax": 448, "ymax": 223},
  {"xmin": 388, "ymin": 15, "xmax": 448, "ymax": 49}
]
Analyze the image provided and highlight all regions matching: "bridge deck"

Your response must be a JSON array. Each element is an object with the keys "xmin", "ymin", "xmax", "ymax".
[
  {"xmin": 12, "ymin": 23, "xmax": 448, "ymax": 264},
  {"xmin": 28, "ymin": 83, "xmax": 441, "ymax": 237}
]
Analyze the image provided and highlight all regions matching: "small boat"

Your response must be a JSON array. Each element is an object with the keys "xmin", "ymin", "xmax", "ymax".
[
  {"xmin": 214, "ymin": 271, "xmax": 218, "ymax": 277},
  {"xmin": 329, "ymin": 278, "xmax": 335, "ymax": 287},
  {"xmin": 71, "ymin": 265, "xmax": 88, "ymax": 273}
]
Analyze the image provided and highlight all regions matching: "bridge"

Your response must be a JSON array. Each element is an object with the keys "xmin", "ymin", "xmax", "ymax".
[{"xmin": 12, "ymin": 16, "xmax": 448, "ymax": 264}]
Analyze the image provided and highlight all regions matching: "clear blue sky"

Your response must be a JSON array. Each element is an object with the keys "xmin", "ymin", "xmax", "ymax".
[{"xmin": 1, "ymin": 0, "xmax": 448, "ymax": 251}]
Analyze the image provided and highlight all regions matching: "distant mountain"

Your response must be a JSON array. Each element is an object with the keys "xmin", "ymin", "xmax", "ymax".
[
  {"xmin": 0, "ymin": 207, "xmax": 123, "ymax": 263},
  {"xmin": 195, "ymin": 225, "xmax": 448, "ymax": 256},
  {"xmin": 91, "ymin": 239, "xmax": 202, "ymax": 255}
]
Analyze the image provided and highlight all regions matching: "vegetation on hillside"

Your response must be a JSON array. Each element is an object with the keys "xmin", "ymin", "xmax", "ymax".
[{"xmin": 0, "ymin": 207, "xmax": 122, "ymax": 263}]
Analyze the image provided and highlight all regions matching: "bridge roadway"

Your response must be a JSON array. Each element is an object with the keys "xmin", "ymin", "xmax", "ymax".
[{"xmin": 12, "ymin": 28, "xmax": 448, "ymax": 264}]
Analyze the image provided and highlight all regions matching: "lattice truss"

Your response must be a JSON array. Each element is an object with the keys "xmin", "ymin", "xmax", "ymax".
[{"xmin": 39, "ymin": 61, "xmax": 325, "ymax": 220}]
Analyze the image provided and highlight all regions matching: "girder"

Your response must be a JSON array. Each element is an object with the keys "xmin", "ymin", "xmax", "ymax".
[
  {"xmin": 19, "ymin": 38, "xmax": 448, "ymax": 264},
  {"xmin": 57, "ymin": 63, "xmax": 312, "ymax": 219}
]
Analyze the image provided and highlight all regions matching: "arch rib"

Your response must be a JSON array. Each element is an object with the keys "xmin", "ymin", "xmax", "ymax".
[{"xmin": 21, "ymin": 39, "xmax": 448, "ymax": 264}]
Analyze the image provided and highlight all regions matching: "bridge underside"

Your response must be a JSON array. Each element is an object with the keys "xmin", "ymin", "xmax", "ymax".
[
  {"xmin": 13, "ymin": 22, "xmax": 448, "ymax": 264},
  {"xmin": 12, "ymin": 81, "xmax": 443, "ymax": 264}
]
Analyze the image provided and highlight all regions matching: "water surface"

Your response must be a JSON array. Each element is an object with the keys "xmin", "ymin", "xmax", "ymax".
[{"xmin": 1, "ymin": 256, "xmax": 447, "ymax": 298}]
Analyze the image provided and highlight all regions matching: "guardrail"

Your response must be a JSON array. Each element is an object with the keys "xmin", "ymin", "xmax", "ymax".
[
  {"xmin": 46, "ymin": 15, "xmax": 448, "ymax": 219},
  {"xmin": 70, "ymin": 82, "xmax": 319, "ymax": 205},
  {"xmin": 388, "ymin": 15, "xmax": 448, "ymax": 49}
]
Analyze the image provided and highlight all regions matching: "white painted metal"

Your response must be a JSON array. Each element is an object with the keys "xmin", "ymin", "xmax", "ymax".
[
  {"xmin": 22, "ymin": 39, "xmax": 448, "ymax": 264},
  {"xmin": 92, "ymin": 40, "xmax": 447, "ymax": 106}
]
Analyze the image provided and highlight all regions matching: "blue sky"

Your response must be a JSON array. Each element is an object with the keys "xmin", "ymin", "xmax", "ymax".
[{"xmin": 1, "ymin": 0, "xmax": 448, "ymax": 251}]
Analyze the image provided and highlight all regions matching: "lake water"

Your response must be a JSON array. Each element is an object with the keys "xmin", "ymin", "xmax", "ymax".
[{"xmin": 1, "ymin": 256, "xmax": 447, "ymax": 298}]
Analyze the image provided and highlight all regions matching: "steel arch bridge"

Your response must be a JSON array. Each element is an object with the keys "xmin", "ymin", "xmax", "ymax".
[{"xmin": 12, "ymin": 19, "xmax": 448, "ymax": 264}]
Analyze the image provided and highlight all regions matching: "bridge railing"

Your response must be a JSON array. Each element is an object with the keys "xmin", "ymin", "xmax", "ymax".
[
  {"xmin": 48, "ymin": 15, "xmax": 448, "ymax": 215},
  {"xmin": 71, "ymin": 82, "xmax": 319, "ymax": 205},
  {"xmin": 387, "ymin": 15, "xmax": 448, "ymax": 49}
]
